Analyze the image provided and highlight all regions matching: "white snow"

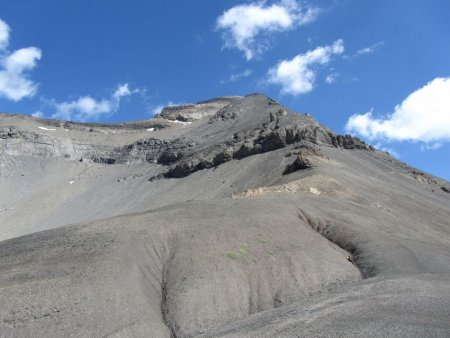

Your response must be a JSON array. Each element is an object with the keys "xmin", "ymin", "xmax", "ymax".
[
  {"xmin": 69, "ymin": 180, "xmax": 75, "ymax": 184},
  {"xmin": 309, "ymin": 187, "xmax": 321, "ymax": 195},
  {"xmin": 147, "ymin": 128, "xmax": 155, "ymax": 131},
  {"xmin": 168, "ymin": 120, "xmax": 192, "ymax": 126},
  {"xmin": 38, "ymin": 126, "xmax": 56, "ymax": 131}
]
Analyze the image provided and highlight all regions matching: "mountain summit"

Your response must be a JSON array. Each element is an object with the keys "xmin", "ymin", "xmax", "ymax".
[{"xmin": 1, "ymin": 94, "xmax": 450, "ymax": 337}]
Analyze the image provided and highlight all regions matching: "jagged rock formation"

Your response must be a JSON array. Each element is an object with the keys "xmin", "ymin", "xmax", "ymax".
[
  {"xmin": 1, "ymin": 94, "xmax": 449, "ymax": 338},
  {"xmin": 1, "ymin": 95, "xmax": 371, "ymax": 175}
]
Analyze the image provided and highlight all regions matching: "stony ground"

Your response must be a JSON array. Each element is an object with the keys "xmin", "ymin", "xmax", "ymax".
[{"xmin": 1, "ymin": 94, "xmax": 450, "ymax": 337}]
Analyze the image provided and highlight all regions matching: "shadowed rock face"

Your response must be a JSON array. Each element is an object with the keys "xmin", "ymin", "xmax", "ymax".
[{"xmin": 1, "ymin": 94, "xmax": 450, "ymax": 337}]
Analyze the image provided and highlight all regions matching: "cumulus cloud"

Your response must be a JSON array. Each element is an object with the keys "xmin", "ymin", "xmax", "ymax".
[
  {"xmin": 216, "ymin": 0, "xmax": 320, "ymax": 60},
  {"xmin": 220, "ymin": 69, "xmax": 253, "ymax": 84},
  {"xmin": 346, "ymin": 77, "xmax": 450, "ymax": 145},
  {"xmin": 51, "ymin": 83, "xmax": 135, "ymax": 121},
  {"xmin": 267, "ymin": 39, "xmax": 344, "ymax": 95},
  {"xmin": 0, "ymin": 19, "xmax": 42, "ymax": 101}
]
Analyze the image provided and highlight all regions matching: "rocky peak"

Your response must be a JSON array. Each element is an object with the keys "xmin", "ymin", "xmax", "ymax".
[
  {"xmin": 159, "ymin": 96, "xmax": 242, "ymax": 121},
  {"xmin": 0, "ymin": 94, "xmax": 374, "ymax": 179}
]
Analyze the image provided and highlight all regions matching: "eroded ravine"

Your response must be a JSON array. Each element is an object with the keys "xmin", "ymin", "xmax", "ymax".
[
  {"xmin": 297, "ymin": 209, "xmax": 375, "ymax": 279},
  {"xmin": 134, "ymin": 200, "xmax": 362, "ymax": 337}
]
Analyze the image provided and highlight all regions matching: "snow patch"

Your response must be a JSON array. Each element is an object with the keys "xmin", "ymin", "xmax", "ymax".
[
  {"xmin": 147, "ymin": 128, "xmax": 155, "ymax": 131},
  {"xmin": 168, "ymin": 120, "xmax": 192, "ymax": 126},
  {"xmin": 309, "ymin": 187, "xmax": 321, "ymax": 195},
  {"xmin": 38, "ymin": 126, "xmax": 56, "ymax": 131}
]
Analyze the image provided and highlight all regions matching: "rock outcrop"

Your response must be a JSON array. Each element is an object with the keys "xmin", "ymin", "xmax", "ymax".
[
  {"xmin": 159, "ymin": 96, "xmax": 240, "ymax": 121},
  {"xmin": 1, "ymin": 95, "xmax": 373, "ymax": 180}
]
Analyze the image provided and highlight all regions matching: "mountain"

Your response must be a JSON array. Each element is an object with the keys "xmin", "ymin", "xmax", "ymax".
[{"xmin": 1, "ymin": 94, "xmax": 449, "ymax": 337}]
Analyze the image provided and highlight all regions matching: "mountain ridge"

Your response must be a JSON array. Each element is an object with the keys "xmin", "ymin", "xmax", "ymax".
[{"xmin": 1, "ymin": 94, "xmax": 450, "ymax": 337}]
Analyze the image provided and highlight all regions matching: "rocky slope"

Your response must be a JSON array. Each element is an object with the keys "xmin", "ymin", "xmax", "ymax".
[{"xmin": 1, "ymin": 94, "xmax": 449, "ymax": 337}]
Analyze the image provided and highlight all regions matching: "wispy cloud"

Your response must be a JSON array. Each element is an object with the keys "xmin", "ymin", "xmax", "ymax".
[
  {"xmin": 266, "ymin": 39, "xmax": 344, "ymax": 95},
  {"xmin": 0, "ymin": 19, "xmax": 42, "ymax": 101},
  {"xmin": 31, "ymin": 111, "xmax": 44, "ymax": 118},
  {"xmin": 216, "ymin": 0, "xmax": 320, "ymax": 60},
  {"xmin": 421, "ymin": 143, "xmax": 442, "ymax": 151},
  {"xmin": 150, "ymin": 101, "xmax": 182, "ymax": 116},
  {"xmin": 355, "ymin": 41, "xmax": 384, "ymax": 56},
  {"xmin": 374, "ymin": 143, "xmax": 400, "ymax": 158},
  {"xmin": 325, "ymin": 72, "xmax": 339, "ymax": 84},
  {"xmin": 344, "ymin": 41, "xmax": 384, "ymax": 60},
  {"xmin": 346, "ymin": 77, "xmax": 450, "ymax": 147},
  {"xmin": 194, "ymin": 35, "xmax": 204, "ymax": 43},
  {"xmin": 50, "ymin": 83, "xmax": 137, "ymax": 121},
  {"xmin": 220, "ymin": 69, "xmax": 253, "ymax": 84},
  {"xmin": 0, "ymin": 19, "xmax": 10, "ymax": 50}
]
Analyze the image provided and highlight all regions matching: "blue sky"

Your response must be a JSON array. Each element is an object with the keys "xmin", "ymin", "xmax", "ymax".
[{"xmin": 0, "ymin": 0, "xmax": 449, "ymax": 180}]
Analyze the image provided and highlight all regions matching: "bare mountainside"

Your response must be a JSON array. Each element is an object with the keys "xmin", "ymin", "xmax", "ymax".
[{"xmin": 1, "ymin": 94, "xmax": 450, "ymax": 337}]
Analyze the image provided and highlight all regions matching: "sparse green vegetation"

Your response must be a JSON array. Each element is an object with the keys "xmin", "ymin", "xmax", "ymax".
[
  {"xmin": 226, "ymin": 252, "xmax": 239, "ymax": 260},
  {"xmin": 226, "ymin": 245, "xmax": 249, "ymax": 260},
  {"xmin": 238, "ymin": 245, "xmax": 248, "ymax": 256}
]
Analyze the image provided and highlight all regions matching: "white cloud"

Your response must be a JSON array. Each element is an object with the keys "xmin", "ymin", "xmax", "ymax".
[
  {"xmin": 151, "ymin": 101, "xmax": 181, "ymax": 116},
  {"xmin": 0, "ymin": 19, "xmax": 10, "ymax": 50},
  {"xmin": 344, "ymin": 41, "xmax": 384, "ymax": 60},
  {"xmin": 346, "ymin": 77, "xmax": 450, "ymax": 145},
  {"xmin": 31, "ymin": 111, "xmax": 44, "ymax": 118},
  {"xmin": 220, "ymin": 69, "xmax": 253, "ymax": 84},
  {"xmin": 51, "ymin": 83, "xmax": 134, "ymax": 121},
  {"xmin": 421, "ymin": 143, "xmax": 442, "ymax": 151},
  {"xmin": 0, "ymin": 19, "xmax": 41, "ymax": 101},
  {"xmin": 325, "ymin": 72, "xmax": 338, "ymax": 84},
  {"xmin": 113, "ymin": 83, "xmax": 131, "ymax": 98},
  {"xmin": 267, "ymin": 39, "xmax": 344, "ymax": 95},
  {"xmin": 355, "ymin": 41, "xmax": 384, "ymax": 56},
  {"xmin": 374, "ymin": 143, "xmax": 400, "ymax": 158},
  {"xmin": 216, "ymin": 0, "xmax": 320, "ymax": 60},
  {"xmin": 151, "ymin": 104, "xmax": 166, "ymax": 116}
]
